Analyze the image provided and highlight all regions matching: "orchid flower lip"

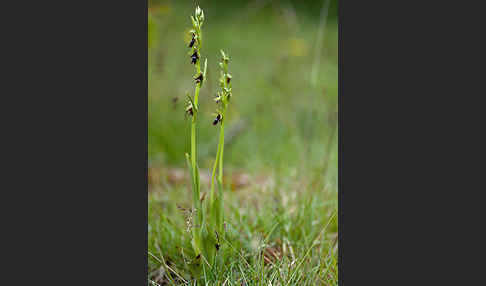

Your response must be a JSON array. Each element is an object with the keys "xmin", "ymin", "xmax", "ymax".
[
  {"xmin": 194, "ymin": 73, "xmax": 203, "ymax": 83},
  {"xmin": 190, "ymin": 51, "xmax": 199, "ymax": 64}
]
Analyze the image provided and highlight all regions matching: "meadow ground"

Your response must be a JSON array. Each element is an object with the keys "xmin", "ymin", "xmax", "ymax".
[{"xmin": 149, "ymin": 1, "xmax": 338, "ymax": 284}]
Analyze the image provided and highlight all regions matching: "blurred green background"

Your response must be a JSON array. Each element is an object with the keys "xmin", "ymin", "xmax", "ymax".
[{"xmin": 148, "ymin": 0, "xmax": 338, "ymax": 187}]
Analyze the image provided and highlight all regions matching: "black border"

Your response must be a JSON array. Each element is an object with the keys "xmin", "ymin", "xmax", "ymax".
[{"xmin": 9, "ymin": 1, "xmax": 149, "ymax": 284}]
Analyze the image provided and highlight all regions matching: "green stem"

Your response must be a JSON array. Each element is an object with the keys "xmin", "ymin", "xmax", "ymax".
[
  {"xmin": 218, "ymin": 110, "xmax": 225, "ymax": 183},
  {"xmin": 192, "ymin": 84, "xmax": 200, "ymax": 179},
  {"xmin": 209, "ymin": 106, "xmax": 226, "ymax": 234},
  {"xmin": 210, "ymin": 136, "xmax": 221, "ymax": 211},
  {"xmin": 217, "ymin": 110, "xmax": 225, "ymax": 233},
  {"xmin": 191, "ymin": 66, "xmax": 202, "ymax": 255}
]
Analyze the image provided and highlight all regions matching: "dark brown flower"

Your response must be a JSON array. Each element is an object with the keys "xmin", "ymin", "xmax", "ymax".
[
  {"xmin": 188, "ymin": 34, "xmax": 195, "ymax": 48},
  {"xmin": 194, "ymin": 73, "xmax": 203, "ymax": 84},
  {"xmin": 213, "ymin": 114, "xmax": 222, "ymax": 125},
  {"xmin": 190, "ymin": 51, "xmax": 199, "ymax": 64},
  {"xmin": 186, "ymin": 106, "xmax": 193, "ymax": 116}
]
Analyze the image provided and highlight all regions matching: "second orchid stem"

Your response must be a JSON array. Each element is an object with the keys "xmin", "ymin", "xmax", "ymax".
[{"xmin": 210, "ymin": 50, "xmax": 231, "ymax": 236}]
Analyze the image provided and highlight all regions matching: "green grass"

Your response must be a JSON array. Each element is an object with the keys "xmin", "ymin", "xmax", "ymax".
[
  {"xmin": 149, "ymin": 180, "xmax": 337, "ymax": 285},
  {"xmin": 149, "ymin": 2, "xmax": 338, "ymax": 284}
]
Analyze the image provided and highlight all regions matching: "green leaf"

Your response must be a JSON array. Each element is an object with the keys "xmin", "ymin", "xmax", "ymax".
[{"xmin": 202, "ymin": 58, "xmax": 208, "ymax": 86}]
